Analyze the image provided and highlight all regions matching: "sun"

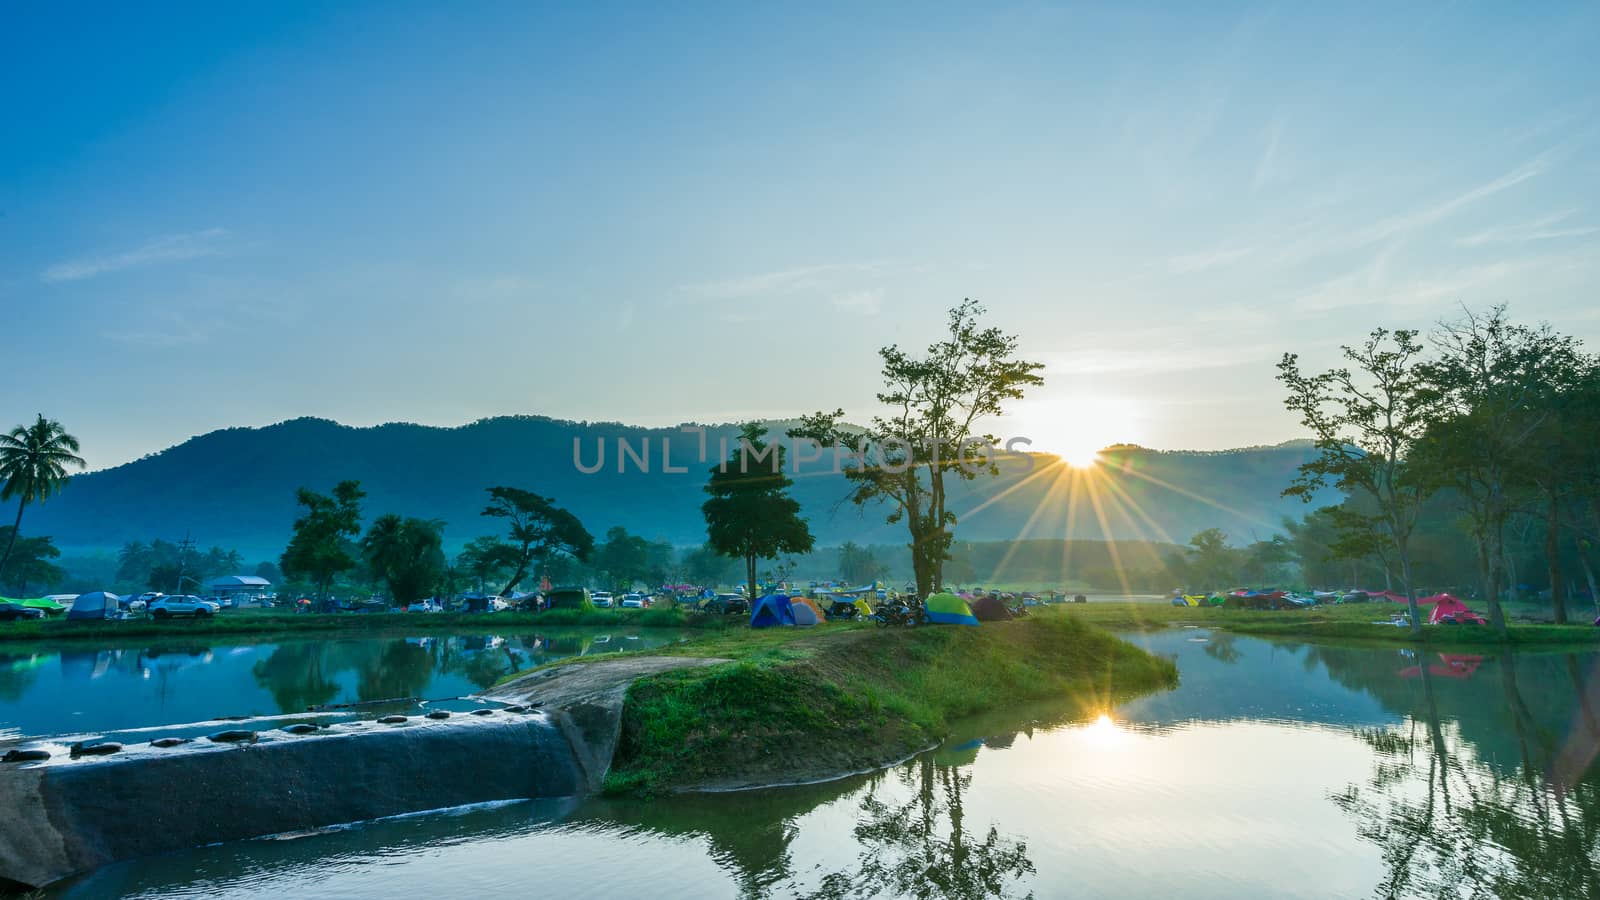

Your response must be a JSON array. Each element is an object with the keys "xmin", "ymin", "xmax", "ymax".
[{"xmin": 1005, "ymin": 393, "xmax": 1138, "ymax": 469}]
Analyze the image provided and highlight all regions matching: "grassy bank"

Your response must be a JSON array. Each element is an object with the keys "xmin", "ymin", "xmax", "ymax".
[
  {"xmin": 604, "ymin": 614, "xmax": 1178, "ymax": 796},
  {"xmin": 1042, "ymin": 601, "xmax": 1600, "ymax": 646},
  {"xmin": 0, "ymin": 606, "xmax": 730, "ymax": 645}
]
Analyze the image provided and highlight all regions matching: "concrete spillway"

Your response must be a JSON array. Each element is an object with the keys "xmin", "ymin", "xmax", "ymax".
[{"xmin": 0, "ymin": 655, "xmax": 727, "ymax": 889}]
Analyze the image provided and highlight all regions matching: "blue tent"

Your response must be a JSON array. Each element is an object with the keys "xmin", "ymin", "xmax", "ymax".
[{"xmin": 750, "ymin": 594, "xmax": 796, "ymax": 628}]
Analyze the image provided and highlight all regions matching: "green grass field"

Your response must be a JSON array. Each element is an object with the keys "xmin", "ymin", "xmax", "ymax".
[{"xmin": 601, "ymin": 613, "xmax": 1179, "ymax": 795}]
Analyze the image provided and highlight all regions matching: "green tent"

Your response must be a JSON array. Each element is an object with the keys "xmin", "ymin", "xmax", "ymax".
[
  {"xmin": 544, "ymin": 586, "xmax": 595, "ymax": 612},
  {"xmin": 925, "ymin": 593, "xmax": 979, "ymax": 626},
  {"xmin": 1, "ymin": 597, "xmax": 67, "ymax": 614}
]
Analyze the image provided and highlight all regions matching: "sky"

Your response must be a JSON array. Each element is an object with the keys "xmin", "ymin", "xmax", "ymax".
[{"xmin": 3, "ymin": 1, "xmax": 1598, "ymax": 470}]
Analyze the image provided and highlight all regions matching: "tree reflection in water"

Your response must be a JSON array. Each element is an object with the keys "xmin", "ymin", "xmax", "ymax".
[
  {"xmin": 1333, "ymin": 651, "xmax": 1600, "ymax": 899},
  {"xmin": 802, "ymin": 756, "xmax": 1035, "ymax": 900}
]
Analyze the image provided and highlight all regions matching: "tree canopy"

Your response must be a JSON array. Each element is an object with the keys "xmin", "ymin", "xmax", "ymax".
[
  {"xmin": 703, "ymin": 423, "xmax": 815, "ymax": 603},
  {"xmin": 280, "ymin": 480, "xmax": 366, "ymax": 599},
  {"xmin": 480, "ymin": 486, "xmax": 593, "ymax": 595},
  {"xmin": 0, "ymin": 414, "xmax": 85, "ymax": 578},
  {"xmin": 792, "ymin": 300, "xmax": 1043, "ymax": 595}
]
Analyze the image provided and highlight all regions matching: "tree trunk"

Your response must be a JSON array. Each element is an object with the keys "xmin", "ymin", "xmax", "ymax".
[
  {"xmin": 746, "ymin": 552, "xmax": 758, "ymax": 608},
  {"xmin": 1577, "ymin": 551, "xmax": 1600, "ymax": 623},
  {"xmin": 0, "ymin": 498, "xmax": 26, "ymax": 586},
  {"xmin": 1398, "ymin": 548, "xmax": 1423, "ymax": 638},
  {"xmin": 1547, "ymin": 492, "xmax": 1567, "ymax": 624}
]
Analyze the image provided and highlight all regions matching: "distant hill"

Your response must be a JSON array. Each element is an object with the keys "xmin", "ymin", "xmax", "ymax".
[{"xmin": 28, "ymin": 416, "xmax": 1335, "ymax": 560}]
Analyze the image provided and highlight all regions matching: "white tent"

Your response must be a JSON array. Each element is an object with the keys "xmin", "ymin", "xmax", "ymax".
[{"xmin": 67, "ymin": 591, "xmax": 122, "ymax": 621}]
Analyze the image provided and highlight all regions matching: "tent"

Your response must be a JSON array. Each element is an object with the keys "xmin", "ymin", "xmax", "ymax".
[
  {"xmin": 968, "ymin": 594, "xmax": 1013, "ymax": 622},
  {"xmin": 16, "ymin": 596, "xmax": 68, "ymax": 615},
  {"xmin": 66, "ymin": 591, "xmax": 121, "ymax": 621},
  {"xmin": 790, "ymin": 596, "xmax": 825, "ymax": 626},
  {"xmin": 544, "ymin": 586, "xmax": 595, "ymax": 611},
  {"xmin": 925, "ymin": 593, "xmax": 980, "ymax": 626},
  {"xmin": 750, "ymin": 594, "xmax": 796, "ymax": 628},
  {"xmin": 1426, "ymin": 594, "xmax": 1486, "ymax": 625}
]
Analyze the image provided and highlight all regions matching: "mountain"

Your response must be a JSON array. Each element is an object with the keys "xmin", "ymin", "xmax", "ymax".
[{"xmin": 28, "ymin": 416, "xmax": 1336, "ymax": 560}]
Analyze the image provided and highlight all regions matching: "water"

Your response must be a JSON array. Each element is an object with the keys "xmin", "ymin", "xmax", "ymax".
[
  {"xmin": 0, "ymin": 629, "xmax": 687, "ymax": 742},
  {"xmin": 32, "ymin": 629, "xmax": 1600, "ymax": 898}
]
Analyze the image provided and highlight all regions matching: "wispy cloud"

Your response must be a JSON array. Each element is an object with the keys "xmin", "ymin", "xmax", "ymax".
[
  {"xmin": 676, "ymin": 261, "xmax": 886, "ymax": 301},
  {"xmin": 42, "ymin": 228, "xmax": 229, "ymax": 283},
  {"xmin": 832, "ymin": 288, "xmax": 883, "ymax": 315},
  {"xmin": 1271, "ymin": 151, "xmax": 1555, "ymax": 268},
  {"xmin": 1251, "ymin": 116, "xmax": 1283, "ymax": 194},
  {"xmin": 1456, "ymin": 210, "xmax": 1598, "ymax": 246},
  {"xmin": 100, "ymin": 311, "xmax": 212, "ymax": 347},
  {"xmin": 1169, "ymin": 246, "xmax": 1255, "ymax": 273}
]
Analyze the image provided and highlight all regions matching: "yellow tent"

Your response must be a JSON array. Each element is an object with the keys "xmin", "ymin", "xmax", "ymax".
[{"xmin": 853, "ymin": 597, "xmax": 874, "ymax": 618}]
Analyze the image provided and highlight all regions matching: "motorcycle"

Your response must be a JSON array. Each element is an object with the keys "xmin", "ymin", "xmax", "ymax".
[{"xmin": 873, "ymin": 596, "xmax": 927, "ymax": 628}]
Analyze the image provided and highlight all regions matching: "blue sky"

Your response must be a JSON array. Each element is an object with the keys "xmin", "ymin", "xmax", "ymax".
[{"xmin": 4, "ymin": 1, "xmax": 1598, "ymax": 469}]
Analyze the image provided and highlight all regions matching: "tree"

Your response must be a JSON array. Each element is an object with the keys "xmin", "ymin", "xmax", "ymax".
[
  {"xmin": 793, "ymin": 300, "xmax": 1044, "ymax": 595},
  {"xmin": 361, "ymin": 515, "xmax": 447, "ymax": 606},
  {"xmin": 1419, "ymin": 307, "xmax": 1588, "ymax": 633},
  {"xmin": 480, "ymin": 486, "xmax": 593, "ymax": 595},
  {"xmin": 0, "ymin": 529, "xmax": 64, "ymax": 595},
  {"xmin": 457, "ymin": 535, "xmax": 519, "ymax": 591},
  {"xmin": 702, "ymin": 423, "xmax": 815, "ymax": 603},
  {"xmin": 838, "ymin": 540, "xmax": 886, "ymax": 585},
  {"xmin": 280, "ymin": 480, "xmax": 366, "ymax": 600},
  {"xmin": 682, "ymin": 543, "xmax": 730, "ymax": 587},
  {"xmin": 1279, "ymin": 328, "xmax": 1438, "ymax": 635},
  {"xmin": 0, "ymin": 415, "xmax": 86, "ymax": 577},
  {"xmin": 594, "ymin": 526, "xmax": 672, "ymax": 592},
  {"xmin": 1185, "ymin": 528, "xmax": 1239, "ymax": 591},
  {"xmin": 253, "ymin": 560, "xmax": 283, "ymax": 584}
]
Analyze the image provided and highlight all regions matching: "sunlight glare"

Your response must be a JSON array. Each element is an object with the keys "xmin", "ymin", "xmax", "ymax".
[{"xmin": 1006, "ymin": 392, "xmax": 1140, "ymax": 470}]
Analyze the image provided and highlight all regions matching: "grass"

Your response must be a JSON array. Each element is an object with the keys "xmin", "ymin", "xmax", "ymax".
[
  {"xmin": 602, "ymin": 614, "xmax": 1178, "ymax": 796},
  {"xmin": 1037, "ymin": 600, "xmax": 1600, "ymax": 646},
  {"xmin": 0, "ymin": 605, "xmax": 732, "ymax": 646}
]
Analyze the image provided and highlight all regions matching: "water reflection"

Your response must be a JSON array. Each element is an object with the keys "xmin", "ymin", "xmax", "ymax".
[
  {"xmin": 800, "ymin": 757, "xmax": 1035, "ymax": 900},
  {"xmin": 0, "ymin": 629, "xmax": 685, "ymax": 738},
  {"xmin": 1333, "ymin": 649, "xmax": 1600, "ymax": 898},
  {"xmin": 30, "ymin": 631, "xmax": 1600, "ymax": 899}
]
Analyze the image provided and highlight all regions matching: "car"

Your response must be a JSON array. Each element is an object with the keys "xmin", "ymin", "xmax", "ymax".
[
  {"xmin": 147, "ymin": 595, "xmax": 221, "ymax": 619},
  {"xmin": 0, "ymin": 602, "xmax": 46, "ymax": 622},
  {"xmin": 707, "ymin": 593, "xmax": 749, "ymax": 615},
  {"xmin": 407, "ymin": 599, "xmax": 443, "ymax": 613},
  {"xmin": 620, "ymin": 593, "xmax": 649, "ymax": 609},
  {"xmin": 591, "ymin": 591, "xmax": 615, "ymax": 608},
  {"xmin": 204, "ymin": 595, "xmax": 234, "ymax": 609}
]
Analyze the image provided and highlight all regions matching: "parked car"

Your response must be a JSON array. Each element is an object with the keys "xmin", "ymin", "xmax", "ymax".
[
  {"xmin": 407, "ymin": 599, "xmax": 443, "ymax": 613},
  {"xmin": 620, "ymin": 593, "xmax": 649, "ymax": 609},
  {"xmin": 0, "ymin": 602, "xmax": 46, "ymax": 622},
  {"xmin": 707, "ymin": 593, "xmax": 749, "ymax": 615},
  {"xmin": 148, "ymin": 595, "xmax": 221, "ymax": 619},
  {"xmin": 591, "ymin": 591, "xmax": 615, "ymax": 609},
  {"xmin": 204, "ymin": 595, "xmax": 234, "ymax": 609}
]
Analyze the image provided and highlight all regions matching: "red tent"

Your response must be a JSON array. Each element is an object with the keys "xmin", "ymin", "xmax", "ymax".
[
  {"xmin": 1398, "ymin": 653, "xmax": 1485, "ymax": 680},
  {"xmin": 1427, "ymin": 594, "xmax": 1486, "ymax": 625}
]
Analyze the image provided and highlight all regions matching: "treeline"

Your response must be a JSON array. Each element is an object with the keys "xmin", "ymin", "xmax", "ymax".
[{"xmin": 1273, "ymin": 305, "xmax": 1600, "ymax": 633}]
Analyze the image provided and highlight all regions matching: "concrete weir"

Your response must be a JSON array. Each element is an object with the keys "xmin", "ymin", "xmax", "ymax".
[{"xmin": 0, "ymin": 655, "xmax": 726, "ymax": 889}]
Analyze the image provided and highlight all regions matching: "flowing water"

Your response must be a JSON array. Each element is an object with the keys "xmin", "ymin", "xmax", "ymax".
[{"xmin": 21, "ymin": 628, "xmax": 1600, "ymax": 899}]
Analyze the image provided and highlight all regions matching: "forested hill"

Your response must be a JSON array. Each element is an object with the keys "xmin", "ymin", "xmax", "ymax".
[{"xmin": 29, "ymin": 416, "xmax": 1335, "ymax": 558}]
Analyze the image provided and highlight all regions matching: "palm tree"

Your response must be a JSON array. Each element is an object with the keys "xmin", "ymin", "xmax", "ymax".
[{"xmin": 0, "ymin": 415, "xmax": 86, "ymax": 578}]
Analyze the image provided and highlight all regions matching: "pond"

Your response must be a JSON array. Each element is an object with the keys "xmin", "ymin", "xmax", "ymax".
[
  {"xmin": 36, "ymin": 629, "xmax": 1600, "ymax": 898},
  {"xmin": 0, "ymin": 629, "xmax": 689, "ymax": 742}
]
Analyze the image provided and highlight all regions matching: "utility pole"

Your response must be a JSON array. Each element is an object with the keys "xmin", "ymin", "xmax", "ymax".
[{"xmin": 174, "ymin": 531, "xmax": 197, "ymax": 594}]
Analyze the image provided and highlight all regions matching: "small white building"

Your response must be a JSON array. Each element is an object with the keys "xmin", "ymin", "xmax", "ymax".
[{"xmin": 210, "ymin": 575, "xmax": 272, "ymax": 602}]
